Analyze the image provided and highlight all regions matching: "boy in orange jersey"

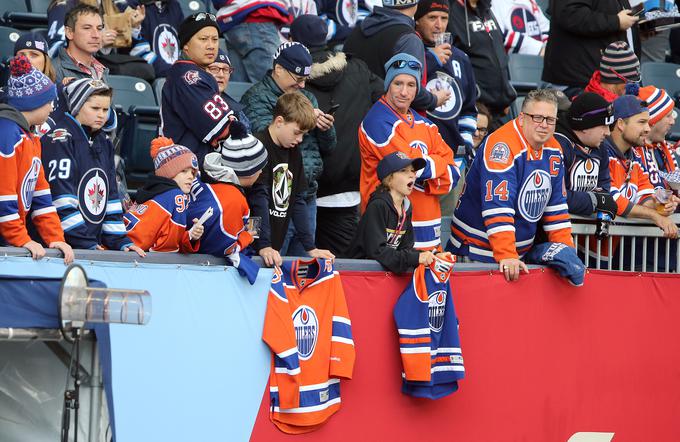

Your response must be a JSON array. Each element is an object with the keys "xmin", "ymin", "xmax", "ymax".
[
  {"xmin": 0, "ymin": 55, "xmax": 73, "ymax": 264},
  {"xmin": 188, "ymin": 121, "xmax": 268, "ymax": 283},
  {"xmin": 359, "ymin": 53, "xmax": 458, "ymax": 251},
  {"xmin": 124, "ymin": 138, "xmax": 205, "ymax": 252}
]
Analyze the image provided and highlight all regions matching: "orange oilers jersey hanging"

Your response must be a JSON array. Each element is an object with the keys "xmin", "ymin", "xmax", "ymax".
[
  {"xmin": 262, "ymin": 258, "xmax": 355, "ymax": 434},
  {"xmin": 394, "ymin": 254, "xmax": 464, "ymax": 399}
]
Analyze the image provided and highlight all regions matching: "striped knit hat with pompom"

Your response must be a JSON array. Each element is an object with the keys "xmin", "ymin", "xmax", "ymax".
[
  {"xmin": 638, "ymin": 85, "xmax": 675, "ymax": 126},
  {"xmin": 6, "ymin": 54, "xmax": 56, "ymax": 111},
  {"xmin": 149, "ymin": 137, "xmax": 198, "ymax": 179}
]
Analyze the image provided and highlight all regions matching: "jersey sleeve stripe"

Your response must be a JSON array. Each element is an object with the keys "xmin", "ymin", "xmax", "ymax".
[
  {"xmin": 332, "ymin": 316, "xmax": 351, "ymax": 325},
  {"xmin": 0, "ymin": 195, "xmax": 18, "ymax": 202},
  {"xmin": 33, "ymin": 189, "xmax": 52, "ymax": 197},
  {"xmin": 487, "ymin": 225, "xmax": 516, "ymax": 235},
  {"xmin": 53, "ymin": 195, "xmax": 78, "ymax": 209},
  {"xmin": 481, "ymin": 207, "xmax": 516, "ymax": 217},
  {"xmin": 331, "ymin": 336, "xmax": 354, "ymax": 345},
  {"xmin": 544, "ymin": 204, "xmax": 568, "ymax": 212},
  {"xmin": 400, "ymin": 347, "xmax": 432, "ymax": 354},
  {"xmin": 543, "ymin": 221, "xmax": 572, "ymax": 231},
  {"xmin": 332, "ymin": 321, "xmax": 353, "ymax": 340},
  {"xmin": 31, "ymin": 206, "xmax": 56, "ymax": 218},
  {"xmin": 0, "ymin": 213, "xmax": 20, "ymax": 223},
  {"xmin": 398, "ymin": 327, "xmax": 431, "ymax": 335},
  {"xmin": 483, "ymin": 215, "xmax": 514, "ymax": 226}
]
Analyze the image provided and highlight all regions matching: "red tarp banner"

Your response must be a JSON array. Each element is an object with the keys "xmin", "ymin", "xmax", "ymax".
[{"xmin": 251, "ymin": 269, "xmax": 680, "ymax": 442}]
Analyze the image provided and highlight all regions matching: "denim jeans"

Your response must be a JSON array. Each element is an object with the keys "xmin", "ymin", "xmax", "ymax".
[
  {"xmin": 224, "ymin": 22, "xmax": 281, "ymax": 83},
  {"xmin": 281, "ymin": 195, "xmax": 317, "ymax": 257}
]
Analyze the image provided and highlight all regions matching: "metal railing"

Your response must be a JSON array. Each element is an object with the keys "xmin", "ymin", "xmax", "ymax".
[{"xmin": 570, "ymin": 214, "xmax": 680, "ymax": 273}]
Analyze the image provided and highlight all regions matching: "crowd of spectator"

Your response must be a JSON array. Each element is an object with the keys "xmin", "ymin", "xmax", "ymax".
[{"xmin": 2, "ymin": 0, "xmax": 680, "ymax": 283}]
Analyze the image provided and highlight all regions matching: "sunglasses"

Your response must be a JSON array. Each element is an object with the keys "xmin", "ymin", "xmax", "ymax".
[
  {"xmin": 194, "ymin": 12, "xmax": 216, "ymax": 21},
  {"xmin": 389, "ymin": 59, "xmax": 422, "ymax": 71}
]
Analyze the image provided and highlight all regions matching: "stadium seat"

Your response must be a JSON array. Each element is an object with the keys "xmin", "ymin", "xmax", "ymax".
[
  {"xmin": 2, "ymin": 0, "xmax": 47, "ymax": 30},
  {"xmin": 641, "ymin": 62, "xmax": 680, "ymax": 140},
  {"xmin": 0, "ymin": 26, "xmax": 21, "ymax": 63},
  {"xmin": 28, "ymin": 0, "xmax": 49, "ymax": 13},
  {"xmin": 108, "ymin": 75, "xmax": 157, "ymax": 110},
  {"xmin": 508, "ymin": 54, "xmax": 544, "ymax": 92},
  {"xmin": 152, "ymin": 77, "xmax": 166, "ymax": 103},
  {"xmin": 226, "ymin": 81, "xmax": 252, "ymax": 103},
  {"xmin": 177, "ymin": 0, "xmax": 209, "ymax": 17}
]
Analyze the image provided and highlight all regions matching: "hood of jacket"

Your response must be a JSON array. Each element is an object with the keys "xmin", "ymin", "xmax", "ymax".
[
  {"xmin": 307, "ymin": 51, "xmax": 348, "ymax": 90},
  {"xmin": 135, "ymin": 175, "xmax": 181, "ymax": 203},
  {"xmin": 360, "ymin": 6, "xmax": 414, "ymax": 37},
  {"xmin": 0, "ymin": 103, "xmax": 30, "ymax": 132}
]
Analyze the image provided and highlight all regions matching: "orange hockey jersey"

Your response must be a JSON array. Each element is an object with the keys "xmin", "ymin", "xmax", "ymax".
[
  {"xmin": 359, "ymin": 98, "xmax": 459, "ymax": 250},
  {"xmin": 262, "ymin": 258, "xmax": 355, "ymax": 434},
  {"xmin": 606, "ymin": 139, "xmax": 654, "ymax": 217},
  {"xmin": 0, "ymin": 116, "xmax": 63, "ymax": 246},
  {"xmin": 123, "ymin": 186, "xmax": 199, "ymax": 253}
]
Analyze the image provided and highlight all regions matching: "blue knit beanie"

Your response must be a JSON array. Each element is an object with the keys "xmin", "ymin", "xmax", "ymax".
[
  {"xmin": 383, "ymin": 53, "xmax": 422, "ymax": 92},
  {"xmin": 6, "ymin": 55, "xmax": 57, "ymax": 112}
]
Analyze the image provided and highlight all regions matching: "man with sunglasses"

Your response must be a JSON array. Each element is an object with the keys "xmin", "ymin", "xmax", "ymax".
[
  {"xmin": 554, "ymin": 92, "xmax": 618, "ymax": 217},
  {"xmin": 161, "ymin": 13, "xmax": 236, "ymax": 170},
  {"xmin": 446, "ymin": 89, "xmax": 575, "ymax": 282},
  {"xmin": 359, "ymin": 53, "xmax": 458, "ymax": 252}
]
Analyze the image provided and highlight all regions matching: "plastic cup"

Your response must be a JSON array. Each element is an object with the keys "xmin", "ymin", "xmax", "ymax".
[
  {"xmin": 655, "ymin": 188, "xmax": 673, "ymax": 213},
  {"xmin": 434, "ymin": 32, "xmax": 452, "ymax": 46}
]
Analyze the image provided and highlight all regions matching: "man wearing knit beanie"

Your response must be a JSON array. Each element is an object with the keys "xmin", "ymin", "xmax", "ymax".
[
  {"xmin": 633, "ymin": 86, "xmax": 679, "ymax": 190},
  {"xmin": 344, "ymin": 0, "xmax": 450, "ymax": 113},
  {"xmin": 0, "ymin": 55, "xmax": 74, "ymax": 264},
  {"xmin": 124, "ymin": 137, "xmax": 205, "ymax": 252},
  {"xmin": 585, "ymin": 41, "xmax": 641, "ymax": 102},
  {"xmin": 360, "ymin": 52, "xmax": 457, "ymax": 252},
  {"xmin": 554, "ymin": 92, "xmax": 618, "ymax": 217},
  {"xmin": 161, "ymin": 12, "xmax": 236, "ymax": 173},
  {"xmin": 188, "ymin": 121, "xmax": 268, "ymax": 283}
]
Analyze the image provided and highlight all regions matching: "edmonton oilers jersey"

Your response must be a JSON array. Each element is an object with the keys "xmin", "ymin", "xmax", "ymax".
[
  {"xmin": 447, "ymin": 118, "xmax": 574, "ymax": 262},
  {"xmin": 40, "ymin": 114, "xmax": 132, "ymax": 251},
  {"xmin": 394, "ymin": 254, "xmax": 464, "ymax": 399},
  {"xmin": 262, "ymin": 258, "xmax": 355, "ymax": 434}
]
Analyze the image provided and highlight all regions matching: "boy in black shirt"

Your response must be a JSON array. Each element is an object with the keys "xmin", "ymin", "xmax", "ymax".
[{"xmin": 249, "ymin": 92, "xmax": 335, "ymax": 266}]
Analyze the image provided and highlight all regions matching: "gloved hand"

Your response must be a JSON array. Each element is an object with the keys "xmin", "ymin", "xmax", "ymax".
[{"xmin": 590, "ymin": 191, "xmax": 618, "ymax": 218}]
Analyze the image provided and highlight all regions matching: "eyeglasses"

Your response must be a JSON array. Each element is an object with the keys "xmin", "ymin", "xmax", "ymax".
[
  {"xmin": 475, "ymin": 126, "xmax": 488, "ymax": 136},
  {"xmin": 523, "ymin": 113, "xmax": 557, "ymax": 125},
  {"xmin": 207, "ymin": 65, "xmax": 234, "ymax": 75},
  {"xmin": 194, "ymin": 12, "xmax": 216, "ymax": 21},
  {"xmin": 389, "ymin": 59, "xmax": 422, "ymax": 71},
  {"xmin": 286, "ymin": 69, "xmax": 307, "ymax": 85}
]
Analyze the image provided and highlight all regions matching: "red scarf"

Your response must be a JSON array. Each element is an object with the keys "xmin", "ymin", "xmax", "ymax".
[{"xmin": 584, "ymin": 71, "xmax": 619, "ymax": 103}]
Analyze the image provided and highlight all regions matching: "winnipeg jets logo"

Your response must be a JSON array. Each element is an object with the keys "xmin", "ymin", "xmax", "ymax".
[
  {"xmin": 336, "ymin": 0, "xmax": 358, "ymax": 25},
  {"xmin": 428, "ymin": 290, "xmax": 446, "ymax": 332},
  {"xmin": 78, "ymin": 168, "xmax": 108, "ymax": 224},
  {"xmin": 518, "ymin": 169, "xmax": 552, "ymax": 222},
  {"xmin": 426, "ymin": 72, "xmax": 463, "ymax": 120},
  {"xmin": 21, "ymin": 157, "xmax": 41, "ymax": 211},
  {"xmin": 154, "ymin": 24, "xmax": 179, "ymax": 65},
  {"xmin": 292, "ymin": 306, "xmax": 319, "ymax": 360}
]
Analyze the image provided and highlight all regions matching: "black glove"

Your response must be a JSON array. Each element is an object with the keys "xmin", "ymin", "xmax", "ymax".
[{"xmin": 591, "ymin": 191, "xmax": 617, "ymax": 218}]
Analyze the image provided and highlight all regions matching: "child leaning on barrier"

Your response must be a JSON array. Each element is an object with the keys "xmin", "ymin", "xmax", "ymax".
[
  {"xmin": 123, "ymin": 137, "xmax": 205, "ymax": 253},
  {"xmin": 41, "ymin": 78, "xmax": 145, "ymax": 257},
  {"xmin": 188, "ymin": 121, "xmax": 268, "ymax": 283},
  {"xmin": 347, "ymin": 151, "xmax": 443, "ymax": 274}
]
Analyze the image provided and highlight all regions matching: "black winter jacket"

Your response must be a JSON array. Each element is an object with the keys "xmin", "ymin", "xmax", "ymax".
[
  {"xmin": 447, "ymin": 0, "xmax": 516, "ymax": 114},
  {"xmin": 305, "ymin": 50, "xmax": 384, "ymax": 198},
  {"xmin": 347, "ymin": 188, "xmax": 420, "ymax": 274},
  {"xmin": 542, "ymin": 0, "xmax": 639, "ymax": 87}
]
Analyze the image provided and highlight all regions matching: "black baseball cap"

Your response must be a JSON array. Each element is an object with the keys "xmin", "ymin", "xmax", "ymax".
[{"xmin": 377, "ymin": 151, "xmax": 426, "ymax": 181}]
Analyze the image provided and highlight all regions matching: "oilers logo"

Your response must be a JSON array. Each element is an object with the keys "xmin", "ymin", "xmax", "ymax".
[
  {"xmin": 425, "ymin": 73, "xmax": 463, "ymax": 120},
  {"xmin": 21, "ymin": 157, "xmax": 41, "ymax": 211},
  {"xmin": 292, "ymin": 306, "xmax": 319, "ymax": 360},
  {"xmin": 569, "ymin": 158, "xmax": 599, "ymax": 192},
  {"xmin": 428, "ymin": 290, "xmax": 447, "ymax": 332},
  {"xmin": 78, "ymin": 168, "xmax": 108, "ymax": 224},
  {"xmin": 620, "ymin": 182, "xmax": 640, "ymax": 203},
  {"xmin": 154, "ymin": 24, "xmax": 179, "ymax": 65},
  {"xmin": 410, "ymin": 140, "xmax": 429, "ymax": 155},
  {"xmin": 518, "ymin": 169, "xmax": 552, "ymax": 222}
]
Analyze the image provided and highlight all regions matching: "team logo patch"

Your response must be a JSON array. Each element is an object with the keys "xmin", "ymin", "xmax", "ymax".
[
  {"xmin": 489, "ymin": 143, "xmax": 511, "ymax": 163},
  {"xmin": 191, "ymin": 156, "xmax": 198, "ymax": 169},
  {"xmin": 510, "ymin": 7, "xmax": 542, "ymax": 37},
  {"xmin": 48, "ymin": 128, "xmax": 71, "ymax": 141},
  {"xmin": 272, "ymin": 163, "xmax": 293, "ymax": 213},
  {"xmin": 292, "ymin": 305, "xmax": 318, "ymax": 360},
  {"xmin": 518, "ymin": 169, "xmax": 552, "ymax": 222},
  {"xmin": 183, "ymin": 70, "xmax": 200, "ymax": 85},
  {"xmin": 78, "ymin": 168, "xmax": 108, "ymax": 224},
  {"xmin": 154, "ymin": 24, "xmax": 179, "ymax": 65},
  {"xmin": 621, "ymin": 182, "xmax": 639, "ymax": 202},
  {"xmin": 569, "ymin": 158, "xmax": 599, "ymax": 192},
  {"xmin": 428, "ymin": 290, "xmax": 447, "ymax": 332},
  {"xmin": 425, "ymin": 73, "xmax": 463, "ymax": 120},
  {"xmin": 409, "ymin": 140, "xmax": 429, "ymax": 155},
  {"xmin": 336, "ymin": 0, "xmax": 358, "ymax": 26},
  {"xmin": 21, "ymin": 157, "xmax": 41, "ymax": 211}
]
